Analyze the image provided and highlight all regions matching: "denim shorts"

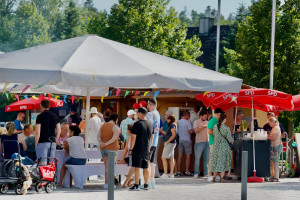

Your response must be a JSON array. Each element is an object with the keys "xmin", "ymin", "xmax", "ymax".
[
  {"xmin": 65, "ymin": 157, "xmax": 87, "ymax": 165},
  {"xmin": 36, "ymin": 142, "xmax": 56, "ymax": 163},
  {"xmin": 271, "ymin": 144, "xmax": 283, "ymax": 162},
  {"xmin": 179, "ymin": 141, "xmax": 192, "ymax": 155},
  {"xmin": 100, "ymin": 149, "xmax": 117, "ymax": 158}
]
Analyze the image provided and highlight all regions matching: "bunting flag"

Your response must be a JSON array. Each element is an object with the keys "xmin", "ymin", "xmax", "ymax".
[
  {"xmin": 48, "ymin": 94, "xmax": 52, "ymax": 99},
  {"xmin": 187, "ymin": 90, "xmax": 193, "ymax": 93},
  {"xmin": 109, "ymin": 89, "xmax": 114, "ymax": 96},
  {"xmin": 63, "ymin": 95, "xmax": 67, "ymax": 103},
  {"xmin": 132, "ymin": 91, "xmax": 140, "ymax": 98},
  {"xmin": 55, "ymin": 95, "xmax": 59, "ymax": 100},
  {"xmin": 9, "ymin": 84, "xmax": 18, "ymax": 92},
  {"xmin": 32, "ymin": 95, "xmax": 39, "ymax": 100},
  {"xmin": 20, "ymin": 85, "xmax": 30, "ymax": 94},
  {"xmin": 166, "ymin": 89, "xmax": 173, "ymax": 92},
  {"xmin": 116, "ymin": 89, "xmax": 121, "ymax": 97},
  {"xmin": 101, "ymin": 96, "xmax": 104, "ymax": 103},
  {"xmin": 143, "ymin": 91, "xmax": 150, "ymax": 96},
  {"xmin": 154, "ymin": 91, "xmax": 160, "ymax": 99},
  {"xmin": 33, "ymin": 85, "xmax": 44, "ymax": 89},
  {"xmin": 4, "ymin": 92, "xmax": 9, "ymax": 100},
  {"xmin": 203, "ymin": 91, "xmax": 210, "ymax": 97},
  {"xmin": 124, "ymin": 91, "xmax": 130, "ymax": 98},
  {"xmin": 15, "ymin": 94, "xmax": 19, "ymax": 101},
  {"xmin": 72, "ymin": 96, "xmax": 75, "ymax": 104},
  {"xmin": 2, "ymin": 83, "xmax": 9, "ymax": 94},
  {"xmin": 24, "ymin": 95, "xmax": 30, "ymax": 102},
  {"xmin": 230, "ymin": 96, "xmax": 238, "ymax": 104},
  {"xmin": 104, "ymin": 92, "xmax": 109, "ymax": 97}
]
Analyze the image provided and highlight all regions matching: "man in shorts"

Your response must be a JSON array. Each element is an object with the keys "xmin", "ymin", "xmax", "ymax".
[
  {"xmin": 176, "ymin": 111, "xmax": 194, "ymax": 176},
  {"xmin": 35, "ymin": 99, "xmax": 61, "ymax": 165},
  {"xmin": 146, "ymin": 98, "xmax": 160, "ymax": 188},
  {"xmin": 129, "ymin": 107, "xmax": 154, "ymax": 191}
]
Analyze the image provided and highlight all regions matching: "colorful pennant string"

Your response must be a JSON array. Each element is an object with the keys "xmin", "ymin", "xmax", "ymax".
[
  {"xmin": 24, "ymin": 95, "xmax": 30, "ymax": 102},
  {"xmin": 2, "ymin": 83, "xmax": 9, "ymax": 94},
  {"xmin": 48, "ymin": 94, "xmax": 52, "ymax": 99},
  {"xmin": 124, "ymin": 91, "xmax": 130, "ymax": 98},
  {"xmin": 55, "ymin": 95, "xmax": 59, "ymax": 100},
  {"xmin": 20, "ymin": 85, "xmax": 30, "ymax": 94},
  {"xmin": 33, "ymin": 85, "xmax": 44, "ymax": 89},
  {"xmin": 166, "ymin": 89, "xmax": 173, "ymax": 92},
  {"xmin": 15, "ymin": 94, "xmax": 19, "ymax": 101},
  {"xmin": 109, "ymin": 89, "xmax": 114, "ymax": 96},
  {"xmin": 101, "ymin": 96, "xmax": 104, "ymax": 103},
  {"xmin": 132, "ymin": 91, "xmax": 140, "ymax": 98},
  {"xmin": 116, "ymin": 89, "xmax": 121, "ymax": 97},
  {"xmin": 154, "ymin": 91, "xmax": 160, "ymax": 99},
  {"xmin": 72, "ymin": 96, "xmax": 75, "ymax": 104},
  {"xmin": 10, "ymin": 84, "xmax": 18, "ymax": 92},
  {"xmin": 203, "ymin": 91, "xmax": 211, "ymax": 97},
  {"xmin": 4, "ymin": 92, "xmax": 9, "ymax": 100},
  {"xmin": 63, "ymin": 95, "xmax": 67, "ymax": 103},
  {"xmin": 32, "ymin": 95, "xmax": 39, "ymax": 100},
  {"xmin": 143, "ymin": 91, "xmax": 150, "ymax": 96}
]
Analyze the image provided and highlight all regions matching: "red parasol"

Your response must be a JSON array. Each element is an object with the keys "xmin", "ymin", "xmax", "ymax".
[
  {"xmin": 195, "ymin": 92, "xmax": 225, "ymax": 108},
  {"xmin": 5, "ymin": 96, "xmax": 64, "ymax": 112}
]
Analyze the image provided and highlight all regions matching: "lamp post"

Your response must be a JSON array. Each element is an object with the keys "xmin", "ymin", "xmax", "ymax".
[
  {"xmin": 216, "ymin": 0, "xmax": 221, "ymax": 72},
  {"xmin": 270, "ymin": 0, "xmax": 276, "ymax": 89}
]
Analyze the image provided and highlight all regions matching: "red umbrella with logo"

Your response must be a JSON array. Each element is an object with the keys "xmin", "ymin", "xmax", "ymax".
[
  {"xmin": 195, "ymin": 92, "xmax": 225, "ymax": 108},
  {"xmin": 5, "ymin": 96, "xmax": 64, "ymax": 112}
]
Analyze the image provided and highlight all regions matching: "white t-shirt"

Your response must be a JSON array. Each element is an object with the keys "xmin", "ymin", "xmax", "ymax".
[
  {"xmin": 87, "ymin": 115, "xmax": 102, "ymax": 145},
  {"xmin": 67, "ymin": 136, "xmax": 87, "ymax": 159}
]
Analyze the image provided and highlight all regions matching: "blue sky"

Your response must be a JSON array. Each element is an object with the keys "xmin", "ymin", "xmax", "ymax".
[{"xmin": 92, "ymin": 0, "xmax": 253, "ymax": 18}]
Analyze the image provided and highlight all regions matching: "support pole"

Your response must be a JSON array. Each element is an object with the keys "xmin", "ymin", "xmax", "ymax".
[
  {"xmin": 216, "ymin": 0, "xmax": 221, "ymax": 72},
  {"xmin": 241, "ymin": 151, "xmax": 248, "ymax": 200},
  {"xmin": 85, "ymin": 87, "xmax": 91, "ymax": 149},
  {"xmin": 270, "ymin": 0, "xmax": 276, "ymax": 89},
  {"xmin": 108, "ymin": 152, "xmax": 115, "ymax": 200}
]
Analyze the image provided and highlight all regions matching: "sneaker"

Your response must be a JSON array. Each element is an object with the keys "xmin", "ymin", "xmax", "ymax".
[
  {"xmin": 161, "ymin": 173, "xmax": 169, "ymax": 178},
  {"xmin": 174, "ymin": 172, "xmax": 182, "ymax": 177},
  {"xmin": 207, "ymin": 176, "xmax": 213, "ymax": 182},
  {"xmin": 143, "ymin": 184, "xmax": 149, "ymax": 190},
  {"xmin": 129, "ymin": 184, "xmax": 140, "ymax": 191},
  {"xmin": 169, "ymin": 174, "xmax": 175, "ymax": 178},
  {"xmin": 215, "ymin": 176, "xmax": 220, "ymax": 182},
  {"xmin": 150, "ymin": 180, "xmax": 156, "ymax": 189},
  {"xmin": 203, "ymin": 174, "xmax": 209, "ymax": 178},
  {"xmin": 184, "ymin": 171, "xmax": 193, "ymax": 176},
  {"xmin": 193, "ymin": 174, "xmax": 199, "ymax": 178}
]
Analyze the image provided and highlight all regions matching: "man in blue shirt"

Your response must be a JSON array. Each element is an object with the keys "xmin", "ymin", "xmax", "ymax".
[{"xmin": 14, "ymin": 112, "xmax": 25, "ymax": 134}]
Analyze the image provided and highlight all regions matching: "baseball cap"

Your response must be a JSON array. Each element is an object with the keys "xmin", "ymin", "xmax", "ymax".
[
  {"xmin": 137, "ymin": 107, "xmax": 148, "ymax": 114},
  {"xmin": 127, "ymin": 109, "xmax": 135, "ymax": 116},
  {"xmin": 215, "ymin": 108, "xmax": 225, "ymax": 114}
]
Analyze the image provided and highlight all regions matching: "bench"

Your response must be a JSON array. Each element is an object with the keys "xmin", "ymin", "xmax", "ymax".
[{"xmin": 63, "ymin": 163, "xmax": 130, "ymax": 189}]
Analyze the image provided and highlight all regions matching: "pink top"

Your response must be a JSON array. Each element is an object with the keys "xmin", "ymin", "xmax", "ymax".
[
  {"xmin": 193, "ymin": 119, "xmax": 209, "ymax": 143},
  {"xmin": 57, "ymin": 133, "xmax": 70, "ymax": 145}
]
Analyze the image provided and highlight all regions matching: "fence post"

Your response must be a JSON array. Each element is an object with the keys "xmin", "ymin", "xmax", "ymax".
[
  {"xmin": 108, "ymin": 152, "xmax": 114, "ymax": 200},
  {"xmin": 241, "ymin": 151, "xmax": 248, "ymax": 200}
]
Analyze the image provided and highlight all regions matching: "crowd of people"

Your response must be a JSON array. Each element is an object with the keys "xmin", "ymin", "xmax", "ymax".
[{"xmin": 0, "ymin": 97, "xmax": 287, "ymax": 191}]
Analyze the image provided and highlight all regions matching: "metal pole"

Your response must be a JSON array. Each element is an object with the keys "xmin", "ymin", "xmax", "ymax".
[
  {"xmin": 216, "ymin": 0, "xmax": 221, "ymax": 72},
  {"xmin": 85, "ymin": 87, "xmax": 91, "ymax": 149},
  {"xmin": 108, "ymin": 152, "xmax": 115, "ymax": 200},
  {"xmin": 270, "ymin": 0, "xmax": 276, "ymax": 89},
  {"xmin": 241, "ymin": 151, "xmax": 248, "ymax": 200}
]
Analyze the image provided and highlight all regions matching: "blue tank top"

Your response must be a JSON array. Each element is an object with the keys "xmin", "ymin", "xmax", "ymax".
[{"xmin": 1, "ymin": 134, "xmax": 25, "ymax": 159}]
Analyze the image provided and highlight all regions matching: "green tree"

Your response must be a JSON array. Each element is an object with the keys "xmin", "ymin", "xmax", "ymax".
[
  {"xmin": 84, "ymin": 0, "xmax": 98, "ymax": 13},
  {"xmin": 178, "ymin": 7, "xmax": 192, "ymax": 26},
  {"xmin": 12, "ymin": 2, "xmax": 51, "ymax": 50},
  {"xmin": 88, "ymin": 0, "xmax": 203, "ymax": 66}
]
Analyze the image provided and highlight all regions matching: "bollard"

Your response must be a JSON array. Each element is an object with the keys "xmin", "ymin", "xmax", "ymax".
[
  {"xmin": 108, "ymin": 152, "xmax": 115, "ymax": 200},
  {"xmin": 241, "ymin": 151, "xmax": 248, "ymax": 200}
]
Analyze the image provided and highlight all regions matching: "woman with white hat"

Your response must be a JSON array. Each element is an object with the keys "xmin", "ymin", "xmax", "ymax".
[{"xmin": 87, "ymin": 107, "xmax": 102, "ymax": 148}]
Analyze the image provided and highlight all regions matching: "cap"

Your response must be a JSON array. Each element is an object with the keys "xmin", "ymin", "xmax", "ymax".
[
  {"xmin": 90, "ymin": 107, "xmax": 98, "ymax": 114},
  {"xmin": 137, "ymin": 107, "xmax": 148, "ymax": 114},
  {"xmin": 215, "ymin": 108, "xmax": 225, "ymax": 114},
  {"xmin": 127, "ymin": 109, "xmax": 135, "ymax": 116}
]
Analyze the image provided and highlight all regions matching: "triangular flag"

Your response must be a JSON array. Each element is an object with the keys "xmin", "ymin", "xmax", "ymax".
[
  {"xmin": 230, "ymin": 96, "xmax": 238, "ymax": 103},
  {"xmin": 63, "ymin": 95, "xmax": 67, "ymax": 103},
  {"xmin": 101, "ymin": 96, "xmax": 104, "ymax": 103},
  {"xmin": 4, "ymin": 92, "xmax": 9, "ymax": 99},
  {"xmin": 166, "ymin": 89, "xmax": 173, "ymax": 92},
  {"xmin": 104, "ymin": 92, "xmax": 108, "ymax": 97},
  {"xmin": 48, "ymin": 94, "xmax": 52, "ymax": 99},
  {"xmin": 116, "ymin": 89, "xmax": 121, "ymax": 97},
  {"xmin": 132, "ymin": 91, "xmax": 140, "ymax": 98},
  {"xmin": 55, "ymin": 95, "xmax": 59, "ymax": 100},
  {"xmin": 203, "ymin": 92, "xmax": 210, "ymax": 97},
  {"xmin": 15, "ymin": 94, "xmax": 19, "ymax": 101},
  {"xmin": 9, "ymin": 84, "xmax": 18, "ymax": 92},
  {"xmin": 32, "ymin": 95, "xmax": 39, "ymax": 100},
  {"xmin": 154, "ymin": 91, "xmax": 160, "ymax": 99},
  {"xmin": 124, "ymin": 91, "xmax": 130, "ymax": 98},
  {"xmin": 109, "ymin": 89, "xmax": 114, "ymax": 96},
  {"xmin": 187, "ymin": 90, "xmax": 193, "ymax": 93},
  {"xmin": 144, "ymin": 91, "xmax": 150, "ymax": 96},
  {"xmin": 2, "ymin": 83, "xmax": 9, "ymax": 94},
  {"xmin": 33, "ymin": 85, "xmax": 44, "ymax": 89},
  {"xmin": 72, "ymin": 96, "xmax": 75, "ymax": 104},
  {"xmin": 24, "ymin": 95, "xmax": 30, "ymax": 102},
  {"xmin": 20, "ymin": 85, "xmax": 30, "ymax": 94}
]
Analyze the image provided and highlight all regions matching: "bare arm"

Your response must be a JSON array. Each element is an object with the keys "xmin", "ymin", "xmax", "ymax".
[
  {"xmin": 35, "ymin": 124, "xmax": 41, "ymax": 146},
  {"xmin": 166, "ymin": 128, "xmax": 176, "ymax": 144},
  {"xmin": 18, "ymin": 134, "xmax": 27, "ymax": 151},
  {"xmin": 189, "ymin": 129, "xmax": 194, "ymax": 134},
  {"xmin": 15, "ymin": 129, "xmax": 23, "ymax": 134},
  {"xmin": 55, "ymin": 123, "xmax": 61, "ymax": 143},
  {"xmin": 208, "ymin": 129, "xmax": 214, "ymax": 135},
  {"xmin": 130, "ymin": 134, "xmax": 137, "ymax": 151},
  {"xmin": 97, "ymin": 126, "xmax": 102, "ymax": 144},
  {"xmin": 120, "ymin": 141, "xmax": 129, "ymax": 160}
]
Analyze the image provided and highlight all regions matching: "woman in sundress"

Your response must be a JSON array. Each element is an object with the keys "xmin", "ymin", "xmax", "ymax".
[{"xmin": 210, "ymin": 113, "xmax": 233, "ymax": 182}]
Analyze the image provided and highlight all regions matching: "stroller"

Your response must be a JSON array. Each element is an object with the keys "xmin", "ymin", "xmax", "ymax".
[
  {"xmin": 29, "ymin": 137, "xmax": 58, "ymax": 193},
  {"xmin": 0, "ymin": 140, "xmax": 28, "ymax": 195}
]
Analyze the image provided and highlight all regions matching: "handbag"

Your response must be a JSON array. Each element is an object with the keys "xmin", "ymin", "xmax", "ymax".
[{"xmin": 219, "ymin": 128, "xmax": 234, "ymax": 150}]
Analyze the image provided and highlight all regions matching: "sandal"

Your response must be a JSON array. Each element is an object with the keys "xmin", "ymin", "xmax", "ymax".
[{"xmin": 269, "ymin": 178, "xmax": 280, "ymax": 182}]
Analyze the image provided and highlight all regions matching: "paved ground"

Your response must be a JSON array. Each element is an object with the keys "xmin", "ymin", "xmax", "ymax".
[{"xmin": 1, "ymin": 177, "xmax": 300, "ymax": 200}]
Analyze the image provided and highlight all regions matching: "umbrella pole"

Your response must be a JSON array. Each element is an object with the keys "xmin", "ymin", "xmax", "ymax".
[
  {"xmin": 234, "ymin": 107, "xmax": 238, "ymax": 133},
  {"xmin": 85, "ymin": 87, "xmax": 91, "ymax": 150}
]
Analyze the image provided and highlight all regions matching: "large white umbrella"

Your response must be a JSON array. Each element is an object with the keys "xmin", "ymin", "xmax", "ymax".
[{"xmin": 0, "ymin": 35, "xmax": 243, "ymax": 148}]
